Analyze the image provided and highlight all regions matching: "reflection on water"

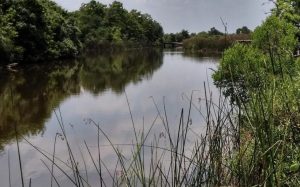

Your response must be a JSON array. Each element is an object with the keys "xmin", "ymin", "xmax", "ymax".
[
  {"xmin": 0, "ymin": 50, "xmax": 218, "ymax": 186},
  {"xmin": 0, "ymin": 63, "xmax": 80, "ymax": 150},
  {"xmin": 80, "ymin": 50, "xmax": 163, "ymax": 94},
  {"xmin": 0, "ymin": 50, "xmax": 163, "ymax": 151}
]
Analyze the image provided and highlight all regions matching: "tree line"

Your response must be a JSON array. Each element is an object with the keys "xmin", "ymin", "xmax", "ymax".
[
  {"xmin": 163, "ymin": 26, "xmax": 252, "ymax": 54},
  {"xmin": 0, "ymin": 0, "xmax": 164, "ymax": 64},
  {"xmin": 163, "ymin": 26, "xmax": 251, "ymax": 43}
]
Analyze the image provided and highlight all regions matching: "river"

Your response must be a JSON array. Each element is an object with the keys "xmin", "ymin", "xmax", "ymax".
[{"xmin": 0, "ymin": 50, "xmax": 219, "ymax": 186}]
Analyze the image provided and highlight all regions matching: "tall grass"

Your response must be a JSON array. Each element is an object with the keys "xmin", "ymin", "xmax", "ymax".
[
  {"xmin": 9, "ymin": 83, "xmax": 239, "ymax": 186},
  {"xmin": 8, "ymin": 75, "xmax": 300, "ymax": 186}
]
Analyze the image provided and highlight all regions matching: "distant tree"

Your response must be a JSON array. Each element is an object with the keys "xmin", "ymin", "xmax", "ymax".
[
  {"xmin": 180, "ymin": 30, "xmax": 190, "ymax": 39},
  {"xmin": 163, "ymin": 33, "xmax": 176, "ymax": 43},
  {"xmin": 170, "ymin": 34, "xmax": 176, "ymax": 42},
  {"xmin": 197, "ymin": 31, "xmax": 209, "ymax": 37},
  {"xmin": 190, "ymin": 33, "xmax": 196, "ymax": 37},
  {"xmin": 236, "ymin": 26, "xmax": 251, "ymax": 34},
  {"xmin": 163, "ymin": 30, "xmax": 190, "ymax": 43},
  {"xmin": 208, "ymin": 27, "xmax": 223, "ymax": 35}
]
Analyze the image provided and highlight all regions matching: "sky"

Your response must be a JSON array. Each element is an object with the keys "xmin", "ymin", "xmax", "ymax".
[{"xmin": 53, "ymin": 0, "xmax": 274, "ymax": 33}]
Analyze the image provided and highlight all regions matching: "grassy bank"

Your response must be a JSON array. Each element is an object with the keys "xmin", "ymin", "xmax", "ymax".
[{"xmin": 212, "ymin": 4, "xmax": 300, "ymax": 186}]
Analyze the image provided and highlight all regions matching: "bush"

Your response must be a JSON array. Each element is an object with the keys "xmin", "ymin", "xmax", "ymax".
[{"xmin": 183, "ymin": 34, "xmax": 250, "ymax": 54}]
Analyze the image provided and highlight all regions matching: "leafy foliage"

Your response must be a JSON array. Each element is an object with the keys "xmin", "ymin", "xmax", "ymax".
[
  {"xmin": 214, "ymin": 15, "xmax": 297, "ymax": 89},
  {"xmin": 236, "ymin": 26, "xmax": 251, "ymax": 34},
  {"xmin": 208, "ymin": 27, "xmax": 224, "ymax": 35},
  {"xmin": 163, "ymin": 29, "xmax": 190, "ymax": 43},
  {"xmin": 183, "ymin": 33, "xmax": 250, "ymax": 54},
  {"xmin": 74, "ymin": 0, "xmax": 164, "ymax": 49},
  {"xmin": 253, "ymin": 16, "xmax": 297, "ymax": 56},
  {"xmin": 0, "ymin": 0, "xmax": 164, "ymax": 64},
  {"xmin": 0, "ymin": 0, "xmax": 82, "ymax": 63},
  {"xmin": 213, "ymin": 3, "xmax": 300, "ymax": 186},
  {"xmin": 213, "ymin": 43, "xmax": 266, "ymax": 85},
  {"xmin": 272, "ymin": 0, "xmax": 300, "ymax": 44}
]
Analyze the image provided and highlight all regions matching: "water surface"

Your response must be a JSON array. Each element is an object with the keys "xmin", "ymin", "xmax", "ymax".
[{"xmin": 0, "ymin": 50, "xmax": 219, "ymax": 186}]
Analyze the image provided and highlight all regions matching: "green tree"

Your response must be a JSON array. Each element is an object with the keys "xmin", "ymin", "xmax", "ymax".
[
  {"xmin": 213, "ymin": 43, "xmax": 266, "ymax": 86},
  {"xmin": 0, "ymin": 3, "xmax": 23, "ymax": 62},
  {"xmin": 163, "ymin": 30, "xmax": 190, "ymax": 43},
  {"xmin": 253, "ymin": 16, "xmax": 297, "ymax": 74},
  {"xmin": 0, "ymin": 0, "xmax": 82, "ymax": 63},
  {"xmin": 208, "ymin": 27, "xmax": 223, "ymax": 35},
  {"xmin": 73, "ymin": 0, "xmax": 107, "ymax": 47},
  {"xmin": 124, "ymin": 10, "xmax": 144, "ymax": 42},
  {"xmin": 0, "ymin": 0, "xmax": 164, "ymax": 63},
  {"xmin": 272, "ymin": 0, "xmax": 300, "ymax": 46},
  {"xmin": 236, "ymin": 26, "xmax": 251, "ymax": 34},
  {"xmin": 75, "ymin": 0, "xmax": 106, "ymax": 37},
  {"xmin": 11, "ymin": 0, "xmax": 48, "ymax": 61},
  {"xmin": 180, "ymin": 29, "xmax": 190, "ymax": 40},
  {"xmin": 105, "ymin": 1, "xmax": 127, "ymax": 28},
  {"xmin": 272, "ymin": 0, "xmax": 300, "ymax": 26},
  {"xmin": 75, "ymin": 0, "xmax": 163, "ymax": 47}
]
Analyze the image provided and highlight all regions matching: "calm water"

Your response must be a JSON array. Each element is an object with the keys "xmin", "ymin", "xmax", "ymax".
[{"xmin": 0, "ymin": 50, "xmax": 219, "ymax": 186}]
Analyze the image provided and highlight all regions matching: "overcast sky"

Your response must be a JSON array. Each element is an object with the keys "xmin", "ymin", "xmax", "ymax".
[{"xmin": 53, "ymin": 0, "xmax": 274, "ymax": 33}]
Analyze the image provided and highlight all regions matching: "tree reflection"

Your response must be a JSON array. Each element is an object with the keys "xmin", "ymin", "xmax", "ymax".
[
  {"xmin": 80, "ymin": 49, "xmax": 163, "ymax": 94},
  {"xmin": 0, "ymin": 49, "xmax": 163, "ymax": 150}
]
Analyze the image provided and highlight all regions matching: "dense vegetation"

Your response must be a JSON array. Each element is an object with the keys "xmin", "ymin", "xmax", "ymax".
[
  {"xmin": 213, "ymin": 0, "xmax": 300, "ymax": 185},
  {"xmin": 163, "ymin": 26, "xmax": 252, "ymax": 54},
  {"xmin": 183, "ymin": 32, "xmax": 250, "ymax": 54},
  {"xmin": 73, "ymin": 1, "xmax": 163, "ymax": 50},
  {"xmin": 0, "ymin": 0, "xmax": 163, "ymax": 64},
  {"xmin": 163, "ymin": 29, "xmax": 192, "ymax": 43},
  {"xmin": 181, "ymin": 27, "xmax": 251, "ymax": 54},
  {"xmin": 0, "ymin": 0, "xmax": 82, "ymax": 63}
]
